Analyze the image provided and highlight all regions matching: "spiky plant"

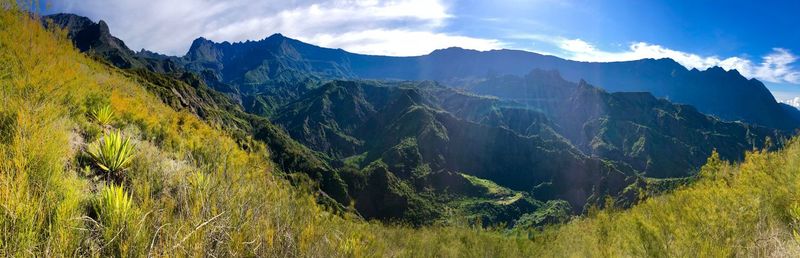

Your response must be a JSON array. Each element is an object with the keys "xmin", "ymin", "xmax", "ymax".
[
  {"xmin": 90, "ymin": 104, "xmax": 114, "ymax": 126},
  {"xmin": 94, "ymin": 184, "xmax": 135, "ymax": 255},
  {"xmin": 87, "ymin": 130, "xmax": 135, "ymax": 177},
  {"xmin": 94, "ymin": 184, "xmax": 134, "ymax": 227}
]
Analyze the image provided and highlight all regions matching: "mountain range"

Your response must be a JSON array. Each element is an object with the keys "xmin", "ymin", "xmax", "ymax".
[
  {"xmin": 42, "ymin": 13, "xmax": 788, "ymax": 226},
  {"xmin": 172, "ymin": 33, "xmax": 800, "ymax": 131}
]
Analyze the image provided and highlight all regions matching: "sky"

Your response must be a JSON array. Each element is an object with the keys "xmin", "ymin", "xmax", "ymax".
[{"xmin": 42, "ymin": 0, "xmax": 800, "ymax": 103}]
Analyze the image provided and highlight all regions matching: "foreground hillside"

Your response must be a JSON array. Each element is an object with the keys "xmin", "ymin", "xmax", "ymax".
[
  {"xmin": 4, "ymin": 6, "xmax": 800, "ymax": 257},
  {"xmin": 529, "ymin": 140, "xmax": 800, "ymax": 257}
]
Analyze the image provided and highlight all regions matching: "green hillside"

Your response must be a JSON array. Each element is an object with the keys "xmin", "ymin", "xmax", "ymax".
[{"xmin": 273, "ymin": 80, "xmax": 636, "ymax": 224}]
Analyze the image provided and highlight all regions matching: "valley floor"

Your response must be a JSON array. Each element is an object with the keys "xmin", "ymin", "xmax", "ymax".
[{"xmin": 2, "ymin": 4, "xmax": 800, "ymax": 257}]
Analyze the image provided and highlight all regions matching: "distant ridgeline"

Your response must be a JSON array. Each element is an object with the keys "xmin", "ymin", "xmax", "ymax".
[{"xmin": 43, "ymin": 13, "xmax": 788, "ymax": 227}]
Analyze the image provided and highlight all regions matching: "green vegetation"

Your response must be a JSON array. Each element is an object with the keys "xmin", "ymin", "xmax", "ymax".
[
  {"xmin": 94, "ymin": 184, "xmax": 137, "ymax": 255},
  {"xmin": 87, "ymin": 130, "xmax": 135, "ymax": 177},
  {"xmin": 6, "ymin": 3, "xmax": 800, "ymax": 257},
  {"xmin": 95, "ymin": 184, "xmax": 134, "ymax": 230},
  {"xmin": 90, "ymin": 104, "xmax": 114, "ymax": 126}
]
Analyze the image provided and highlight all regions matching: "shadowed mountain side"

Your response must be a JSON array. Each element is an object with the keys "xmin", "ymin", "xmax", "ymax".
[
  {"xmin": 175, "ymin": 34, "xmax": 800, "ymax": 130},
  {"xmin": 274, "ymin": 81, "xmax": 638, "ymax": 214},
  {"xmin": 468, "ymin": 70, "xmax": 781, "ymax": 178}
]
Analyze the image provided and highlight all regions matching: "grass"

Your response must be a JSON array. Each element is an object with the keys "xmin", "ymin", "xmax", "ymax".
[
  {"xmin": 4, "ymin": 2, "xmax": 800, "ymax": 257},
  {"xmin": 461, "ymin": 173, "xmax": 514, "ymax": 197}
]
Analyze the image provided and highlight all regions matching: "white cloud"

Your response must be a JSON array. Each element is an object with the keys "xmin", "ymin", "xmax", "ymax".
[
  {"xmin": 50, "ymin": 0, "xmax": 503, "ymax": 56},
  {"xmin": 781, "ymin": 96, "xmax": 800, "ymax": 109},
  {"xmin": 304, "ymin": 29, "xmax": 502, "ymax": 57},
  {"xmin": 518, "ymin": 35, "xmax": 800, "ymax": 84}
]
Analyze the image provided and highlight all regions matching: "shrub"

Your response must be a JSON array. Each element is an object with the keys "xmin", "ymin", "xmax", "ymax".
[
  {"xmin": 90, "ymin": 104, "xmax": 114, "ymax": 126},
  {"xmin": 87, "ymin": 130, "xmax": 135, "ymax": 178}
]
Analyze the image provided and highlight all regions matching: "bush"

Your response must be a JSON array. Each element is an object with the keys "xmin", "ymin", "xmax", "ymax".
[{"xmin": 87, "ymin": 130, "xmax": 135, "ymax": 179}]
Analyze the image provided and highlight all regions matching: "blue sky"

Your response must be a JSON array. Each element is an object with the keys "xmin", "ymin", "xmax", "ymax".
[{"xmin": 44, "ymin": 0, "xmax": 800, "ymax": 102}]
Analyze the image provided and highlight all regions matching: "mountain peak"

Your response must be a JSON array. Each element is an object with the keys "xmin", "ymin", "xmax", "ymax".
[
  {"xmin": 707, "ymin": 66, "xmax": 726, "ymax": 73},
  {"xmin": 191, "ymin": 36, "xmax": 213, "ymax": 46},
  {"xmin": 186, "ymin": 37, "xmax": 221, "ymax": 60},
  {"xmin": 267, "ymin": 33, "xmax": 286, "ymax": 40},
  {"xmin": 97, "ymin": 19, "xmax": 110, "ymax": 34},
  {"xmin": 430, "ymin": 46, "xmax": 477, "ymax": 55},
  {"xmin": 189, "ymin": 36, "xmax": 215, "ymax": 49}
]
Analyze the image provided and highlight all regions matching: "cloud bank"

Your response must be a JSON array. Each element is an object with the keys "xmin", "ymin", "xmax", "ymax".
[
  {"xmin": 50, "ymin": 0, "xmax": 503, "ymax": 56},
  {"xmin": 782, "ymin": 97, "xmax": 800, "ymax": 110}
]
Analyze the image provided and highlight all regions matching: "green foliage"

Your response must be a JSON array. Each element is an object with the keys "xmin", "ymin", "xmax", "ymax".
[
  {"xmin": 93, "ymin": 184, "xmax": 140, "ymax": 256},
  {"xmin": 87, "ymin": 130, "xmax": 135, "ymax": 176},
  {"xmin": 95, "ymin": 184, "xmax": 134, "ymax": 225},
  {"xmin": 90, "ymin": 104, "xmax": 114, "ymax": 126}
]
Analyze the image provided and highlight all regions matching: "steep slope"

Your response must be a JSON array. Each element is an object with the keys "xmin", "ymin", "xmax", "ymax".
[
  {"xmin": 176, "ymin": 35, "xmax": 800, "ymax": 130},
  {"xmin": 528, "ymin": 140, "xmax": 800, "ymax": 257},
  {"xmin": 43, "ymin": 13, "xmax": 182, "ymax": 73},
  {"xmin": 41, "ymin": 13, "xmax": 356, "ymax": 208},
  {"xmin": 468, "ymin": 70, "xmax": 781, "ymax": 178},
  {"xmin": 11, "ymin": 7, "xmax": 800, "ymax": 257},
  {"xmin": 274, "ymin": 81, "xmax": 637, "ymax": 221},
  {"xmin": 6, "ymin": 7, "xmax": 555, "ymax": 256}
]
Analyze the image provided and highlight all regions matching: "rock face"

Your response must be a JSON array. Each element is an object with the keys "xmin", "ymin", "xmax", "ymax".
[{"xmin": 43, "ymin": 13, "xmax": 180, "ymax": 73}]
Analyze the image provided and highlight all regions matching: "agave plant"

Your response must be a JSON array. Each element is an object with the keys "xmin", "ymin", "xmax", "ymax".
[
  {"xmin": 87, "ymin": 130, "xmax": 135, "ymax": 176},
  {"xmin": 90, "ymin": 105, "xmax": 114, "ymax": 126},
  {"xmin": 94, "ymin": 184, "xmax": 134, "ymax": 230}
]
